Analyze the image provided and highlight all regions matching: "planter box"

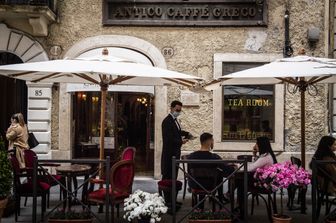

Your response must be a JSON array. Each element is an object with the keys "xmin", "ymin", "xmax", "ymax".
[
  {"xmin": 189, "ymin": 220, "xmax": 231, "ymax": 223},
  {"xmin": 48, "ymin": 219, "xmax": 93, "ymax": 223}
]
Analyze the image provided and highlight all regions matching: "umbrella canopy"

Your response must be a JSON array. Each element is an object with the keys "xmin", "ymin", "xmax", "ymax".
[
  {"xmin": 0, "ymin": 49, "xmax": 202, "ymax": 170},
  {"xmin": 0, "ymin": 57, "xmax": 201, "ymax": 86},
  {"xmin": 204, "ymin": 55, "xmax": 336, "ymax": 168}
]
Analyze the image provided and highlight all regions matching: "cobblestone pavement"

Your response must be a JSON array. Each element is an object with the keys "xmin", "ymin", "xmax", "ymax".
[{"xmin": 2, "ymin": 178, "xmax": 314, "ymax": 223}]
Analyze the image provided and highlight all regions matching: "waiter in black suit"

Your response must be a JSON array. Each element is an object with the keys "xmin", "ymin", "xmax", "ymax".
[{"xmin": 161, "ymin": 100, "xmax": 190, "ymax": 180}]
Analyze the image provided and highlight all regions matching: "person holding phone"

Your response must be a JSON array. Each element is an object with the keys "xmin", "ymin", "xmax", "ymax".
[{"xmin": 6, "ymin": 113, "xmax": 29, "ymax": 168}]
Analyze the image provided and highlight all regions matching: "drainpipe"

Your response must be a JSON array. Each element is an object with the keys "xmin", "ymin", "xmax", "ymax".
[{"xmin": 283, "ymin": 8, "xmax": 293, "ymax": 58}]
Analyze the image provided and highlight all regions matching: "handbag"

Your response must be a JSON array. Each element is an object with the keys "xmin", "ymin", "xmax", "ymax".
[{"xmin": 28, "ymin": 132, "xmax": 39, "ymax": 149}]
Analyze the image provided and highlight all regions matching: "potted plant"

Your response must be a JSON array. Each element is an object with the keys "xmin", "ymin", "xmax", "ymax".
[
  {"xmin": 254, "ymin": 162, "xmax": 311, "ymax": 223},
  {"xmin": 124, "ymin": 190, "xmax": 168, "ymax": 223},
  {"xmin": 48, "ymin": 210, "xmax": 92, "ymax": 223},
  {"xmin": 189, "ymin": 209, "xmax": 231, "ymax": 223},
  {"xmin": 0, "ymin": 136, "xmax": 13, "ymax": 221}
]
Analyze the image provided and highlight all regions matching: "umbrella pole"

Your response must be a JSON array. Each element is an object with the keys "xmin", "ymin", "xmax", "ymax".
[
  {"xmin": 300, "ymin": 88, "xmax": 306, "ymax": 169},
  {"xmin": 99, "ymin": 79, "xmax": 108, "ymax": 178}
]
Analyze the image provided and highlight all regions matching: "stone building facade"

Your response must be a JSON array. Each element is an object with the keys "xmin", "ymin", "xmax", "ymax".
[{"xmin": 0, "ymin": 0, "xmax": 333, "ymax": 178}]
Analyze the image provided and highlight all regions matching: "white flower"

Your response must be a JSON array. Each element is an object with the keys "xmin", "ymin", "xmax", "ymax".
[{"xmin": 123, "ymin": 190, "xmax": 167, "ymax": 222}]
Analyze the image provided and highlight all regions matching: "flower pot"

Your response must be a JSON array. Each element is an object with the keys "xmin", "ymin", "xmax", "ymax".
[
  {"xmin": 0, "ymin": 197, "xmax": 8, "ymax": 221},
  {"xmin": 189, "ymin": 220, "xmax": 231, "ymax": 223},
  {"xmin": 48, "ymin": 219, "xmax": 93, "ymax": 223},
  {"xmin": 272, "ymin": 214, "xmax": 292, "ymax": 223},
  {"xmin": 138, "ymin": 218, "xmax": 151, "ymax": 223},
  {"xmin": 3, "ymin": 196, "xmax": 15, "ymax": 217}
]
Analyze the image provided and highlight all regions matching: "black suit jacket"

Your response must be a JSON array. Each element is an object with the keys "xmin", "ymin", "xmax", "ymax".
[{"xmin": 161, "ymin": 114, "xmax": 189, "ymax": 179}]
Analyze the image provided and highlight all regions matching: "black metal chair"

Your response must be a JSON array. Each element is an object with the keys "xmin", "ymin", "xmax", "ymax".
[
  {"xmin": 315, "ymin": 164, "xmax": 336, "ymax": 219},
  {"xmin": 181, "ymin": 154, "xmax": 189, "ymax": 200},
  {"xmin": 236, "ymin": 155, "xmax": 277, "ymax": 222},
  {"xmin": 188, "ymin": 167, "xmax": 221, "ymax": 211},
  {"xmin": 287, "ymin": 156, "xmax": 307, "ymax": 211}
]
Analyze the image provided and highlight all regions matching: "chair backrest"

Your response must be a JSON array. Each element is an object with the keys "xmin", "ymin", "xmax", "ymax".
[
  {"xmin": 110, "ymin": 160, "xmax": 135, "ymax": 195},
  {"xmin": 9, "ymin": 154, "xmax": 23, "ymax": 187},
  {"xmin": 9, "ymin": 154, "xmax": 21, "ymax": 175},
  {"xmin": 121, "ymin": 147, "xmax": 136, "ymax": 161},
  {"xmin": 237, "ymin": 155, "xmax": 253, "ymax": 162},
  {"xmin": 188, "ymin": 167, "xmax": 219, "ymax": 190},
  {"xmin": 290, "ymin": 156, "xmax": 302, "ymax": 167},
  {"xmin": 23, "ymin": 149, "xmax": 37, "ymax": 168}
]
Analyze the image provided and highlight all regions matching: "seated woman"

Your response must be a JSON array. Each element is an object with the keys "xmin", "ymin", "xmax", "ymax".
[
  {"xmin": 236, "ymin": 136, "xmax": 277, "ymax": 218},
  {"xmin": 310, "ymin": 136, "xmax": 336, "ymax": 195},
  {"xmin": 247, "ymin": 136, "xmax": 277, "ymax": 171}
]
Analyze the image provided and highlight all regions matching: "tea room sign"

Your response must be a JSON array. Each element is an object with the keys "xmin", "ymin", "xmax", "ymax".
[{"xmin": 103, "ymin": 0, "xmax": 267, "ymax": 27}]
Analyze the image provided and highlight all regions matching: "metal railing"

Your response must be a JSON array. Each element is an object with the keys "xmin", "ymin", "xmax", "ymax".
[
  {"xmin": 0, "ymin": 0, "xmax": 56, "ymax": 13},
  {"xmin": 31, "ymin": 157, "xmax": 111, "ymax": 223},
  {"xmin": 172, "ymin": 157, "xmax": 249, "ymax": 223},
  {"xmin": 311, "ymin": 159, "xmax": 336, "ymax": 223}
]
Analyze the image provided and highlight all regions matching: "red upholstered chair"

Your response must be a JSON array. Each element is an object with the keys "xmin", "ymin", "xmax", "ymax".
[
  {"xmin": 23, "ymin": 149, "xmax": 64, "ymax": 207},
  {"xmin": 121, "ymin": 147, "xmax": 136, "ymax": 161},
  {"xmin": 9, "ymin": 154, "xmax": 50, "ymax": 222},
  {"xmin": 158, "ymin": 179, "xmax": 183, "ymax": 205},
  {"xmin": 88, "ymin": 160, "xmax": 135, "ymax": 222},
  {"xmin": 89, "ymin": 147, "xmax": 136, "ymax": 186}
]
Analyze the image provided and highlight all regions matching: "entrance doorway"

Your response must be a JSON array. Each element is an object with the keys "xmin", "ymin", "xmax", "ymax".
[
  {"xmin": 0, "ymin": 52, "xmax": 27, "ymax": 141},
  {"xmin": 72, "ymin": 91, "xmax": 154, "ymax": 176}
]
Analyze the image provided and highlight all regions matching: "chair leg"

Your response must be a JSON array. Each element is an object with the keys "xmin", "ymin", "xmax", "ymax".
[
  {"xmin": 111, "ymin": 204, "xmax": 115, "ymax": 223},
  {"xmin": 15, "ymin": 195, "xmax": 19, "ymax": 222},
  {"xmin": 24, "ymin": 197, "xmax": 28, "ymax": 206},
  {"xmin": 251, "ymin": 194, "xmax": 255, "ymax": 215},
  {"xmin": 116, "ymin": 204, "xmax": 120, "ymax": 218},
  {"xmin": 17, "ymin": 196, "xmax": 21, "ymax": 216},
  {"xmin": 183, "ymin": 178, "xmax": 187, "ymax": 200},
  {"xmin": 326, "ymin": 195, "xmax": 331, "ymax": 215},
  {"xmin": 47, "ymin": 191, "xmax": 50, "ymax": 208},
  {"xmin": 272, "ymin": 192, "xmax": 278, "ymax": 214},
  {"xmin": 41, "ymin": 194, "xmax": 46, "ymax": 221},
  {"xmin": 266, "ymin": 195, "xmax": 273, "ymax": 223}
]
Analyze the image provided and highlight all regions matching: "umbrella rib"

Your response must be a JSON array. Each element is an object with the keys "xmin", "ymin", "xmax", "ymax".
[
  {"xmin": 75, "ymin": 73, "xmax": 100, "ymax": 85},
  {"xmin": 8, "ymin": 71, "xmax": 36, "ymax": 78},
  {"xmin": 163, "ymin": 78, "xmax": 192, "ymax": 87},
  {"xmin": 31, "ymin": 72, "xmax": 61, "ymax": 83},
  {"xmin": 309, "ymin": 75, "xmax": 332, "ymax": 85},
  {"xmin": 109, "ymin": 76, "xmax": 133, "ymax": 85},
  {"xmin": 275, "ymin": 77, "xmax": 298, "ymax": 85},
  {"xmin": 175, "ymin": 78, "xmax": 198, "ymax": 85},
  {"xmin": 306, "ymin": 76, "xmax": 319, "ymax": 84}
]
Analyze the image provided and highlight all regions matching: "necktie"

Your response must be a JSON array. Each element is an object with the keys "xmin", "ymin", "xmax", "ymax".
[{"xmin": 175, "ymin": 118, "xmax": 181, "ymax": 130}]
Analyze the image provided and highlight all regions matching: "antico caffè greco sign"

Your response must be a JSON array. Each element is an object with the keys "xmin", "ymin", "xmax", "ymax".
[{"xmin": 103, "ymin": 0, "xmax": 267, "ymax": 26}]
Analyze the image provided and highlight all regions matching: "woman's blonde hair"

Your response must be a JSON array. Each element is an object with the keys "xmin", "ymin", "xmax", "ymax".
[{"xmin": 15, "ymin": 113, "xmax": 26, "ymax": 127}]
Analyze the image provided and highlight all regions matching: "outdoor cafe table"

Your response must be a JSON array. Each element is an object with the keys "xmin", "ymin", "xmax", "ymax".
[{"xmin": 55, "ymin": 164, "xmax": 91, "ymax": 210}]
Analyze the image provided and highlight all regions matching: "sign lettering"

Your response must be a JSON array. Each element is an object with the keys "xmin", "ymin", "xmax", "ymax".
[
  {"xmin": 227, "ymin": 98, "xmax": 271, "ymax": 107},
  {"xmin": 103, "ymin": 0, "xmax": 267, "ymax": 26}
]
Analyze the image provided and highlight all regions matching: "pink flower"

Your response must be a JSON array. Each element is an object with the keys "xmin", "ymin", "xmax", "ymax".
[{"xmin": 254, "ymin": 162, "xmax": 311, "ymax": 191}]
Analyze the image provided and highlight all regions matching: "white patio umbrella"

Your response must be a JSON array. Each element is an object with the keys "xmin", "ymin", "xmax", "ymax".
[
  {"xmin": 204, "ymin": 55, "xmax": 336, "ymax": 168},
  {"xmin": 0, "ymin": 49, "xmax": 202, "ymax": 167}
]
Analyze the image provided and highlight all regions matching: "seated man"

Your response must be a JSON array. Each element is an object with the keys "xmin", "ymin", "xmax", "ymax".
[{"xmin": 188, "ymin": 132, "xmax": 235, "ymax": 208}]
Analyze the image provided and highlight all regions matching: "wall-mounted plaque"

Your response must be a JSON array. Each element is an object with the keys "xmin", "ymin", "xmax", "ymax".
[
  {"xmin": 181, "ymin": 90, "xmax": 200, "ymax": 106},
  {"xmin": 103, "ymin": 0, "xmax": 267, "ymax": 27}
]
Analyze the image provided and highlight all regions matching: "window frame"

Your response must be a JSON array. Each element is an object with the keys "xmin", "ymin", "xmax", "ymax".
[
  {"xmin": 221, "ymin": 84, "xmax": 275, "ymax": 142},
  {"xmin": 212, "ymin": 53, "xmax": 284, "ymax": 152}
]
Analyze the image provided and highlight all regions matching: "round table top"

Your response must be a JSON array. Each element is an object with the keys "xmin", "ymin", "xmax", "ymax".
[{"xmin": 56, "ymin": 164, "xmax": 91, "ymax": 176}]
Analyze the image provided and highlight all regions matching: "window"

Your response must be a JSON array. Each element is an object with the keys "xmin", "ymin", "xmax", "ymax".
[
  {"xmin": 221, "ymin": 61, "xmax": 274, "ymax": 142},
  {"xmin": 213, "ymin": 53, "xmax": 283, "ymax": 151},
  {"xmin": 222, "ymin": 85, "xmax": 274, "ymax": 141}
]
